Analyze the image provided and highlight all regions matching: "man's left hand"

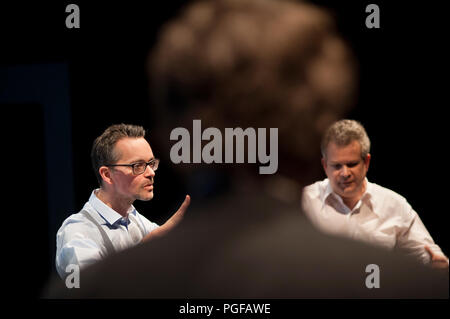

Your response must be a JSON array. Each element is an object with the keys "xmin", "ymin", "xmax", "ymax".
[{"xmin": 141, "ymin": 195, "xmax": 190, "ymax": 242}]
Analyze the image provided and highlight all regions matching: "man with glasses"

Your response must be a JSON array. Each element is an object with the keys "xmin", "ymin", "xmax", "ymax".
[{"xmin": 55, "ymin": 124, "xmax": 190, "ymax": 279}]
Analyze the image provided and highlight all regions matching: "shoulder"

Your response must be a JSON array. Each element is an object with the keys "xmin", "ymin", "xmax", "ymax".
[
  {"xmin": 134, "ymin": 211, "xmax": 160, "ymax": 230},
  {"xmin": 302, "ymin": 179, "xmax": 328, "ymax": 201},
  {"xmin": 367, "ymin": 181, "xmax": 413, "ymax": 220},
  {"xmin": 57, "ymin": 209, "xmax": 101, "ymax": 241},
  {"xmin": 368, "ymin": 181, "xmax": 409, "ymax": 205}
]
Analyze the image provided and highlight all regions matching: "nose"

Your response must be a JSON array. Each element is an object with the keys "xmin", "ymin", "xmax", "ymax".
[
  {"xmin": 143, "ymin": 164, "xmax": 156, "ymax": 177},
  {"xmin": 340, "ymin": 165, "xmax": 351, "ymax": 178}
]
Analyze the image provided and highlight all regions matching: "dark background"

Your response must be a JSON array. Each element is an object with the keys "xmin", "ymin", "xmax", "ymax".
[{"xmin": 0, "ymin": 1, "xmax": 447, "ymax": 299}]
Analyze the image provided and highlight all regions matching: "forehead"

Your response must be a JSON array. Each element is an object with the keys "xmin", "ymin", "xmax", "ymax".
[
  {"xmin": 325, "ymin": 140, "xmax": 361, "ymax": 162},
  {"xmin": 114, "ymin": 137, "xmax": 153, "ymax": 162}
]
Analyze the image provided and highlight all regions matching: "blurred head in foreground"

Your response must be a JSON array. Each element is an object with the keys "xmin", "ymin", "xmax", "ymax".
[{"xmin": 149, "ymin": 0, "xmax": 357, "ymax": 189}]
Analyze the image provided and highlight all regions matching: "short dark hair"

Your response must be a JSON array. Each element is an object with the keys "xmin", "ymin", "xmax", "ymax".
[{"xmin": 91, "ymin": 124, "xmax": 146, "ymax": 186}]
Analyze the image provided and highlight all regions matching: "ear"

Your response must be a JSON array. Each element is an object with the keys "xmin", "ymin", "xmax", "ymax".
[
  {"xmin": 364, "ymin": 153, "xmax": 371, "ymax": 172},
  {"xmin": 99, "ymin": 166, "xmax": 114, "ymax": 186},
  {"xmin": 321, "ymin": 157, "xmax": 327, "ymax": 172}
]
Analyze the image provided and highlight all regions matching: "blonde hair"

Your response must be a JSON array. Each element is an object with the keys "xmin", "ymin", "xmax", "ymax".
[{"xmin": 321, "ymin": 119, "xmax": 370, "ymax": 159}]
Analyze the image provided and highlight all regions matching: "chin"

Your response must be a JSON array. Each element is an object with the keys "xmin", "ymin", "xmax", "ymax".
[
  {"xmin": 336, "ymin": 186, "xmax": 352, "ymax": 196},
  {"xmin": 139, "ymin": 192, "xmax": 154, "ymax": 201},
  {"xmin": 341, "ymin": 187, "xmax": 355, "ymax": 195}
]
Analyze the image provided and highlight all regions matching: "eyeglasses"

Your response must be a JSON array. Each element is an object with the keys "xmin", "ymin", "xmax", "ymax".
[{"xmin": 106, "ymin": 158, "xmax": 160, "ymax": 175}]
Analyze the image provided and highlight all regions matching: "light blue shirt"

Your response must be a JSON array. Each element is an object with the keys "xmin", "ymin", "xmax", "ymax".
[{"xmin": 56, "ymin": 189, "xmax": 159, "ymax": 279}]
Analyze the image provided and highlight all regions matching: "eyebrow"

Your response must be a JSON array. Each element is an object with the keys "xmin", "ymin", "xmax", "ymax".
[
  {"xmin": 329, "ymin": 160, "xmax": 360, "ymax": 165},
  {"xmin": 128, "ymin": 156, "xmax": 155, "ymax": 164}
]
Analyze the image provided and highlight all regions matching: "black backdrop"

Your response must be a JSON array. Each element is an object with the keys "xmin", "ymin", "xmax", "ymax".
[{"xmin": 0, "ymin": 0, "xmax": 448, "ymax": 300}]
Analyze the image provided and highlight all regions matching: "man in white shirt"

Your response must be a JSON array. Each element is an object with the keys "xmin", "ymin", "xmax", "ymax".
[
  {"xmin": 302, "ymin": 119, "xmax": 448, "ymax": 269},
  {"xmin": 56, "ymin": 124, "xmax": 190, "ymax": 279}
]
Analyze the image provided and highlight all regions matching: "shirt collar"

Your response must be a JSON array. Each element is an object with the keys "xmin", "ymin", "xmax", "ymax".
[
  {"xmin": 323, "ymin": 179, "xmax": 334, "ymax": 202},
  {"xmin": 89, "ymin": 189, "xmax": 137, "ymax": 226},
  {"xmin": 323, "ymin": 178, "xmax": 376, "ymax": 214},
  {"xmin": 364, "ymin": 179, "xmax": 373, "ymax": 199},
  {"xmin": 362, "ymin": 180, "xmax": 377, "ymax": 214}
]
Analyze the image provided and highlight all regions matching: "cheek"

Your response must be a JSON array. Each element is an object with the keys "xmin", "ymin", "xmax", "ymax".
[
  {"xmin": 117, "ymin": 176, "xmax": 138, "ymax": 192},
  {"xmin": 324, "ymin": 166, "xmax": 333, "ymax": 177},
  {"xmin": 118, "ymin": 180, "xmax": 133, "ymax": 194},
  {"xmin": 326, "ymin": 171, "xmax": 340, "ymax": 185},
  {"xmin": 355, "ymin": 166, "xmax": 366, "ymax": 178},
  {"xmin": 131, "ymin": 176, "xmax": 146, "ymax": 189},
  {"xmin": 330, "ymin": 170, "xmax": 340, "ymax": 180}
]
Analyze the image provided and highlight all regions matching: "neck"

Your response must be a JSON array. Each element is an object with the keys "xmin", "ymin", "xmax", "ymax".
[
  {"xmin": 342, "ymin": 179, "xmax": 367, "ymax": 211},
  {"xmin": 343, "ymin": 197, "xmax": 359, "ymax": 211},
  {"xmin": 96, "ymin": 188, "xmax": 133, "ymax": 217},
  {"xmin": 231, "ymin": 169, "xmax": 304, "ymax": 205}
]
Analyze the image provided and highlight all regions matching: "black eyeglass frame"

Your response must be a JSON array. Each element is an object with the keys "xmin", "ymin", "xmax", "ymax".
[{"xmin": 105, "ymin": 158, "xmax": 160, "ymax": 175}]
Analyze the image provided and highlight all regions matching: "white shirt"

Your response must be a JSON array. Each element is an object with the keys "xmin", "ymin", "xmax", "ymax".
[
  {"xmin": 56, "ymin": 189, "xmax": 159, "ymax": 278},
  {"xmin": 302, "ymin": 178, "xmax": 444, "ymax": 264}
]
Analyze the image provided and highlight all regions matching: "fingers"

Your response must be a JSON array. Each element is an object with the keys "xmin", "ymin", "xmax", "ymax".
[
  {"xmin": 425, "ymin": 245, "xmax": 449, "ymax": 269},
  {"xmin": 164, "ymin": 195, "xmax": 189, "ymax": 227},
  {"xmin": 424, "ymin": 245, "xmax": 445, "ymax": 260},
  {"xmin": 424, "ymin": 245, "xmax": 434, "ymax": 258},
  {"xmin": 172, "ymin": 195, "xmax": 190, "ymax": 220},
  {"xmin": 431, "ymin": 260, "xmax": 449, "ymax": 269},
  {"xmin": 178, "ymin": 195, "xmax": 190, "ymax": 214},
  {"xmin": 430, "ymin": 256, "xmax": 449, "ymax": 269}
]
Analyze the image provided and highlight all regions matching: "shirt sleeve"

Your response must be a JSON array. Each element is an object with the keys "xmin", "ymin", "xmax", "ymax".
[
  {"xmin": 395, "ymin": 203, "xmax": 445, "ymax": 264},
  {"xmin": 55, "ymin": 219, "xmax": 104, "ymax": 279},
  {"xmin": 301, "ymin": 184, "xmax": 320, "ymax": 223},
  {"xmin": 136, "ymin": 213, "xmax": 160, "ymax": 235}
]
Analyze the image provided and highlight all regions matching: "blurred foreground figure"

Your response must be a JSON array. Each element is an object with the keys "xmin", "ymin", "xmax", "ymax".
[{"xmin": 45, "ymin": 0, "xmax": 447, "ymax": 298}]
